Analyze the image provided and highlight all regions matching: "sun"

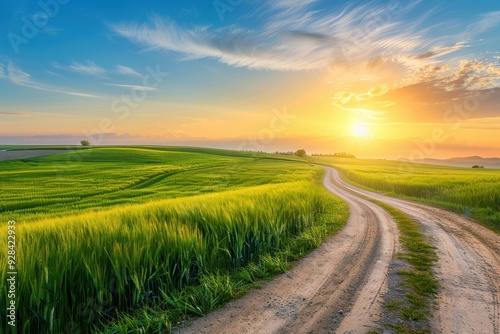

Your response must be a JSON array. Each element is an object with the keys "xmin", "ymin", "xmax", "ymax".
[{"xmin": 352, "ymin": 122, "xmax": 369, "ymax": 137}]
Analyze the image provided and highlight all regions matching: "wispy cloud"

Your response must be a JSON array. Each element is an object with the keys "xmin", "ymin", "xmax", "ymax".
[
  {"xmin": 7, "ymin": 62, "xmax": 34, "ymax": 86},
  {"xmin": 105, "ymin": 83, "xmax": 157, "ymax": 91},
  {"xmin": 54, "ymin": 62, "xmax": 145, "ymax": 80},
  {"xmin": 0, "ymin": 111, "xmax": 68, "ymax": 118},
  {"xmin": 108, "ymin": 2, "xmax": 500, "ymax": 125},
  {"xmin": 414, "ymin": 42, "xmax": 468, "ymax": 60},
  {"xmin": 1, "ymin": 61, "xmax": 103, "ymax": 98},
  {"xmin": 0, "ymin": 111, "xmax": 28, "ymax": 116},
  {"xmin": 110, "ymin": 4, "xmax": 499, "ymax": 76},
  {"xmin": 106, "ymin": 4, "xmax": 405, "ymax": 70},
  {"xmin": 462, "ymin": 11, "xmax": 500, "ymax": 36},
  {"xmin": 115, "ymin": 65, "xmax": 143, "ymax": 78},
  {"xmin": 54, "ymin": 61, "xmax": 107, "ymax": 77},
  {"xmin": 110, "ymin": 15, "xmax": 333, "ymax": 71},
  {"xmin": 67, "ymin": 61, "xmax": 106, "ymax": 76}
]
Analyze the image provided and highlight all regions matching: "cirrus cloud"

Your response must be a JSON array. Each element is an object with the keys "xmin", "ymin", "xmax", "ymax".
[
  {"xmin": 109, "ymin": 3, "xmax": 498, "ymax": 74},
  {"xmin": 52, "ymin": 61, "xmax": 107, "ymax": 77},
  {"xmin": 0, "ymin": 61, "xmax": 103, "ymax": 98}
]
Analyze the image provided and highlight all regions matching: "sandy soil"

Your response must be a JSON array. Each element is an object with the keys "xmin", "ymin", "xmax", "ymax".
[
  {"xmin": 330, "ymin": 168, "xmax": 500, "ymax": 334},
  {"xmin": 175, "ymin": 168, "xmax": 400, "ymax": 334},
  {"xmin": 0, "ymin": 150, "xmax": 66, "ymax": 161}
]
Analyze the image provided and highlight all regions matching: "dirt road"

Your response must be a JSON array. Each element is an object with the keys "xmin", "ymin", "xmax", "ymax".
[
  {"xmin": 329, "ymin": 168, "xmax": 500, "ymax": 334},
  {"xmin": 175, "ymin": 167, "xmax": 500, "ymax": 334}
]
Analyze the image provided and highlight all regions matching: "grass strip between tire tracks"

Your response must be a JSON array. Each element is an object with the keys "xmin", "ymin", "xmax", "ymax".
[{"xmin": 373, "ymin": 200, "xmax": 438, "ymax": 334}]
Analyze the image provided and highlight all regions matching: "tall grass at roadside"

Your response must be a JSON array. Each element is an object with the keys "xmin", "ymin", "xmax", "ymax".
[
  {"xmin": 0, "ymin": 181, "xmax": 343, "ymax": 333},
  {"xmin": 101, "ymin": 189, "xmax": 347, "ymax": 333}
]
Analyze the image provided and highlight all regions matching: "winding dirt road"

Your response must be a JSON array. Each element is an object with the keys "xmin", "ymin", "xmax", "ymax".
[
  {"xmin": 330, "ymin": 168, "xmax": 500, "ymax": 334},
  {"xmin": 175, "ymin": 167, "xmax": 500, "ymax": 334}
]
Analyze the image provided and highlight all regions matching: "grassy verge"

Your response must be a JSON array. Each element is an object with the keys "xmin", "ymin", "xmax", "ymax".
[{"xmin": 96, "ymin": 188, "xmax": 348, "ymax": 333}]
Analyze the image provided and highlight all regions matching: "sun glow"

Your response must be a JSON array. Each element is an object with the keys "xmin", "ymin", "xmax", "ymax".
[{"xmin": 352, "ymin": 122, "xmax": 369, "ymax": 137}]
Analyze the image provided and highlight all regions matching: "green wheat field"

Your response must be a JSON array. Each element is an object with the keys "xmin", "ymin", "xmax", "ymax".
[{"xmin": 0, "ymin": 146, "xmax": 348, "ymax": 333}]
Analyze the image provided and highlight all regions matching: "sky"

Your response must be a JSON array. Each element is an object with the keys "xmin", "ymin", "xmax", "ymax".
[{"xmin": 0, "ymin": 0, "xmax": 499, "ymax": 159}]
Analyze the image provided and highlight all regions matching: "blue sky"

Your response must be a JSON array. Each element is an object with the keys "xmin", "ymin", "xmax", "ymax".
[{"xmin": 0, "ymin": 0, "xmax": 499, "ymax": 158}]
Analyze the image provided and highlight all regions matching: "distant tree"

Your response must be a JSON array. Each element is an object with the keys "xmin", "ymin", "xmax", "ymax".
[
  {"xmin": 295, "ymin": 149, "xmax": 306, "ymax": 157},
  {"xmin": 472, "ymin": 165, "xmax": 484, "ymax": 168},
  {"xmin": 80, "ymin": 140, "xmax": 91, "ymax": 146},
  {"xmin": 326, "ymin": 152, "xmax": 357, "ymax": 158}
]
